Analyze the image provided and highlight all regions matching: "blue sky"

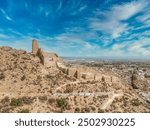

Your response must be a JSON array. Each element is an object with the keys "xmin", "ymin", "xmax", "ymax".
[{"xmin": 0, "ymin": 0, "xmax": 150, "ymax": 58}]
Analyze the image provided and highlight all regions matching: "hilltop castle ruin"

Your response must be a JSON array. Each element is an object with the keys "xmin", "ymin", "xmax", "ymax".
[{"xmin": 32, "ymin": 40, "xmax": 119, "ymax": 84}]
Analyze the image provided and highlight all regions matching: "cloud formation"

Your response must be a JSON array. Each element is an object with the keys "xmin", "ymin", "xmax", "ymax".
[
  {"xmin": 0, "ymin": 8, "xmax": 12, "ymax": 21},
  {"xmin": 89, "ymin": 0, "xmax": 147, "ymax": 39},
  {"xmin": 0, "ymin": 0, "xmax": 150, "ymax": 59}
]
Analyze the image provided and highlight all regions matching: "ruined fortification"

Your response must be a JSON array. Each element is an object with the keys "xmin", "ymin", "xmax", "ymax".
[
  {"xmin": 32, "ymin": 40, "xmax": 120, "ymax": 84},
  {"xmin": 32, "ymin": 40, "xmax": 63, "ymax": 67},
  {"xmin": 1, "ymin": 42, "xmax": 149, "ymax": 113},
  {"xmin": 32, "ymin": 39, "xmax": 39, "ymax": 54}
]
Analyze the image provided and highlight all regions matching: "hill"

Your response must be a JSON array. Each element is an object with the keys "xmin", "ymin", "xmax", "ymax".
[{"xmin": 0, "ymin": 42, "xmax": 149, "ymax": 113}]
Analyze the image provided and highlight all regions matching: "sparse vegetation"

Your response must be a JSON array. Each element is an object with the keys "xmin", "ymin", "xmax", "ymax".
[
  {"xmin": 64, "ymin": 86, "xmax": 73, "ymax": 93},
  {"xmin": 9, "ymin": 96, "xmax": 34, "ymax": 108},
  {"xmin": 0, "ymin": 72, "xmax": 5, "ymax": 80},
  {"xmin": 19, "ymin": 109, "xmax": 30, "ymax": 113},
  {"xmin": 0, "ymin": 45, "xmax": 150, "ymax": 113},
  {"xmin": 56, "ymin": 98, "xmax": 68, "ymax": 111},
  {"xmin": 21, "ymin": 96, "xmax": 34, "ymax": 105},
  {"xmin": 131, "ymin": 99, "xmax": 141, "ymax": 106},
  {"xmin": 98, "ymin": 108, "xmax": 105, "ymax": 113},
  {"xmin": 10, "ymin": 98, "xmax": 23, "ymax": 107},
  {"xmin": 0, "ymin": 107, "xmax": 13, "ymax": 113},
  {"xmin": 48, "ymin": 98, "xmax": 56, "ymax": 104},
  {"xmin": 1, "ymin": 96, "xmax": 10, "ymax": 105},
  {"xmin": 39, "ymin": 96, "xmax": 47, "ymax": 102}
]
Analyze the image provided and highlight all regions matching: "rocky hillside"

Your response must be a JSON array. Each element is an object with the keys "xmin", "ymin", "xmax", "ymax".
[{"xmin": 0, "ymin": 46, "xmax": 149, "ymax": 113}]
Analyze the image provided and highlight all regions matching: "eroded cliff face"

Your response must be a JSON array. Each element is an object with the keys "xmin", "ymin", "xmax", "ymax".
[{"xmin": 0, "ymin": 46, "xmax": 149, "ymax": 113}]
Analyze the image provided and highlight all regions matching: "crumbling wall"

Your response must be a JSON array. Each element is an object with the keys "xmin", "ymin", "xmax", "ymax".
[
  {"xmin": 75, "ymin": 70, "xmax": 80, "ymax": 79},
  {"xmin": 32, "ymin": 40, "xmax": 62, "ymax": 67},
  {"xmin": 31, "ymin": 39, "xmax": 117, "ymax": 82},
  {"xmin": 81, "ymin": 73, "xmax": 95, "ymax": 80},
  {"xmin": 67, "ymin": 68, "xmax": 77, "ymax": 77},
  {"xmin": 37, "ymin": 48, "xmax": 44, "ymax": 65},
  {"xmin": 94, "ymin": 75, "xmax": 102, "ymax": 80},
  {"xmin": 56, "ymin": 62, "xmax": 68, "ymax": 74}
]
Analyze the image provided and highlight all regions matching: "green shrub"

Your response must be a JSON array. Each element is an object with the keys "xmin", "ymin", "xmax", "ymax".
[
  {"xmin": 10, "ymin": 98, "xmax": 23, "ymax": 107},
  {"xmin": 131, "ymin": 99, "xmax": 141, "ymax": 106},
  {"xmin": 21, "ymin": 96, "xmax": 34, "ymax": 105},
  {"xmin": 39, "ymin": 96, "xmax": 47, "ymax": 102},
  {"xmin": 56, "ymin": 98, "xmax": 68, "ymax": 111},
  {"xmin": 98, "ymin": 108, "xmax": 105, "ymax": 113},
  {"xmin": 19, "ymin": 109, "xmax": 30, "ymax": 113}
]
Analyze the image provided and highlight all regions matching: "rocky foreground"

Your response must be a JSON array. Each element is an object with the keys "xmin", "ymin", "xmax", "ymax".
[{"xmin": 0, "ymin": 46, "xmax": 149, "ymax": 113}]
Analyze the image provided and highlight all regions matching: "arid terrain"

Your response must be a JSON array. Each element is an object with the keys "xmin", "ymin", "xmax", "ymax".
[{"xmin": 0, "ymin": 45, "xmax": 150, "ymax": 113}]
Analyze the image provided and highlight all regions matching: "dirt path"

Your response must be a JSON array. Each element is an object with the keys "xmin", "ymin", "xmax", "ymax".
[
  {"xmin": 55, "ymin": 80, "xmax": 87, "ymax": 91},
  {"xmin": 0, "ymin": 91, "xmax": 115, "ymax": 98},
  {"xmin": 101, "ymin": 92, "xmax": 123, "ymax": 110}
]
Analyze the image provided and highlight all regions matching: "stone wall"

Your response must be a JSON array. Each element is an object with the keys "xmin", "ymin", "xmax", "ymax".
[
  {"xmin": 32, "ymin": 39, "xmax": 39, "ymax": 54},
  {"xmin": 31, "ymin": 39, "xmax": 119, "ymax": 83},
  {"xmin": 37, "ymin": 48, "xmax": 44, "ymax": 65},
  {"xmin": 75, "ymin": 70, "xmax": 80, "ymax": 79},
  {"xmin": 56, "ymin": 62, "xmax": 68, "ymax": 74},
  {"xmin": 81, "ymin": 73, "xmax": 95, "ymax": 80},
  {"xmin": 32, "ymin": 40, "xmax": 63, "ymax": 68},
  {"xmin": 67, "ymin": 68, "xmax": 77, "ymax": 77}
]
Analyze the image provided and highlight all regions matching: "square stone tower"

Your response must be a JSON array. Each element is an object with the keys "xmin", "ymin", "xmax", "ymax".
[{"xmin": 32, "ymin": 39, "xmax": 39, "ymax": 54}]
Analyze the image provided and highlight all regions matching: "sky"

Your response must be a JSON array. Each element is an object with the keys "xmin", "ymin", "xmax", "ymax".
[{"xmin": 0, "ymin": 0, "xmax": 150, "ymax": 59}]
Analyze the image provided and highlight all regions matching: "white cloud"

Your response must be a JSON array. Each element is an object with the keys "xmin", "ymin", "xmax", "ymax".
[
  {"xmin": 24, "ymin": 2, "xmax": 28, "ymax": 9},
  {"xmin": 136, "ymin": 11, "xmax": 150, "ymax": 22},
  {"xmin": 0, "ymin": 8, "xmax": 12, "ymax": 21},
  {"xmin": 109, "ymin": 1, "xmax": 146, "ymax": 20},
  {"xmin": 0, "ymin": 34, "xmax": 9, "ymax": 38},
  {"xmin": 56, "ymin": 0, "xmax": 63, "ymax": 12},
  {"xmin": 78, "ymin": 5, "xmax": 87, "ymax": 12},
  {"xmin": 118, "ymin": 37, "xmax": 150, "ymax": 57},
  {"xmin": 136, "ymin": 1, "xmax": 150, "ymax": 25},
  {"xmin": 112, "ymin": 44, "xmax": 125, "ymax": 50},
  {"xmin": 89, "ymin": 0, "xmax": 147, "ymax": 39},
  {"xmin": 129, "ymin": 44, "xmax": 150, "ymax": 56}
]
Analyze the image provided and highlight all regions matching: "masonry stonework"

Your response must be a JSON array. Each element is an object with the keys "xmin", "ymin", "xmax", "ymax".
[
  {"xmin": 32, "ymin": 39, "xmax": 39, "ymax": 54},
  {"xmin": 37, "ymin": 48, "xmax": 44, "ymax": 65},
  {"xmin": 75, "ymin": 70, "xmax": 80, "ymax": 79},
  {"xmin": 31, "ymin": 40, "xmax": 117, "ymax": 82},
  {"xmin": 67, "ymin": 68, "xmax": 77, "ymax": 77}
]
